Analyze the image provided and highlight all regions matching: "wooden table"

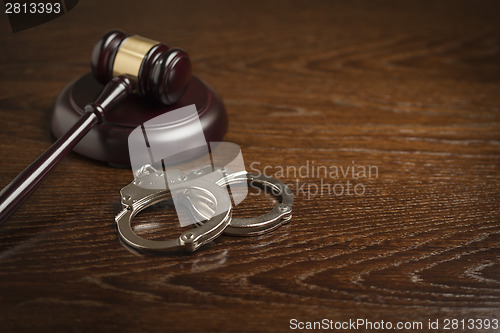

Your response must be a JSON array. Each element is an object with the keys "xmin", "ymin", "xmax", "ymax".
[{"xmin": 1, "ymin": 1, "xmax": 499, "ymax": 332}]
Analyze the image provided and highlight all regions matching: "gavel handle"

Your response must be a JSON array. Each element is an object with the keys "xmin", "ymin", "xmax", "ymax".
[{"xmin": 0, "ymin": 76, "xmax": 134, "ymax": 225}]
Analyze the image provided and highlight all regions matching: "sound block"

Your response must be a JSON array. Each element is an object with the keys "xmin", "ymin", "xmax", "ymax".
[{"xmin": 51, "ymin": 73, "xmax": 228, "ymax": 167}]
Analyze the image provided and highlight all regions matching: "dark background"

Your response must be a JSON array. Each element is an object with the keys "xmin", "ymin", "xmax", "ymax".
[{"xmin": 0, "ymin": 1, "xmax": 499, "ymax": 332}]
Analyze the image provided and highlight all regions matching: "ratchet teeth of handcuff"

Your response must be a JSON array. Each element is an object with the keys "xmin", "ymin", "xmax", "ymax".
[{"xmin": 115, "ymin": 165, "xmax": 294, "ymax": 253}]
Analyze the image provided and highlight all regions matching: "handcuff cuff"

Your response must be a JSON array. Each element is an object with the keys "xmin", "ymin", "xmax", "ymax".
[{"xmin": 115, "ymin": 165, "xmax": 294, "ymax": 253}]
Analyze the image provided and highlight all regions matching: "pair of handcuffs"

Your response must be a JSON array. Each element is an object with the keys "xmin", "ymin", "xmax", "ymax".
[{"xmin": 115, "ymin": 165, "xmax": 294, "ymax": 253}]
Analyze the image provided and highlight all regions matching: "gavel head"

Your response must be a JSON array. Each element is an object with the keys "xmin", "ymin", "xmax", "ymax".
[{"xmin": 91, "ymin": 30, "xmax": 191, "ymax": 105}]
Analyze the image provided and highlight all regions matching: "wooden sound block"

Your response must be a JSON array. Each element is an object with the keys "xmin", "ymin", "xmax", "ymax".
[{"xmin": 51, "ymin": 73, "xmax": 228, "ymax": 167}]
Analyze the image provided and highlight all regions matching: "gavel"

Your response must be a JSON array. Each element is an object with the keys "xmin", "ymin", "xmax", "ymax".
[{"xmin": 0, "ymin": 31, "xmax": 192, "ymax": 225}]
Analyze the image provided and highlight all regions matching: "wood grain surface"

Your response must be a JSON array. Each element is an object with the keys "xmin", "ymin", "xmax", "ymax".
[{"xmin": 0, "ymin": 1, "xmax": 499, "ymax": 332}]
